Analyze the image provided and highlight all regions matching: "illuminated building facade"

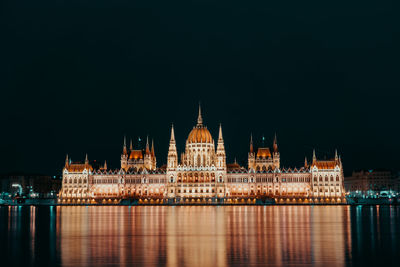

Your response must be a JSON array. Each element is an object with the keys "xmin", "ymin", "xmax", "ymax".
[{"xmin": 59, "ymin": 106, "xmax": 346, "ymax": 204}]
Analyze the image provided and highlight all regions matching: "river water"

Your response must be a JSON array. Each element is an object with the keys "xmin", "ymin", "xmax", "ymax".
[{"xmin": 0, "ymin": 205, "xmax": 399, "ymax": 267}]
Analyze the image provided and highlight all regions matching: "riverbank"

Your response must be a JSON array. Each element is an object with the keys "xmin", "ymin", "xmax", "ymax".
[{"xmin": 1, "ymin": 199, "xmax": 399, "ymax": 206}]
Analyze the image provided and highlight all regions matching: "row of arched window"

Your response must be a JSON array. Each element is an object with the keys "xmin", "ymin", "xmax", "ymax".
[
  {"xmin": 65, "ymin": 178, "xmax": 87, "ymax": 184},
  {"xmin": 315, "ymin": 176, "xmax": 340, "ymax": 182}
]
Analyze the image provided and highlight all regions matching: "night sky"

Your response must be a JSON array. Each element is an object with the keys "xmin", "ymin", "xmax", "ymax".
[{"xmin": 1, "ymin": 1, "xmax": 399, "ymax": 175}]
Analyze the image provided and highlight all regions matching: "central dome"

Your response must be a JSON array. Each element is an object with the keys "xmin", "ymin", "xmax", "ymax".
[
  {"xmin": 187, "ymin": 104, "xmax": 213, "ymax": 144},
  {"xmin": 187, "ymin": 126, "xmax": 213, "ymax": 144}
]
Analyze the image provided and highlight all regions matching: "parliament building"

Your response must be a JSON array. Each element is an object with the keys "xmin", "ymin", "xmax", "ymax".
[{"xmin": 59, "ymin": 106, "xmax": 346, "ymax": 204}]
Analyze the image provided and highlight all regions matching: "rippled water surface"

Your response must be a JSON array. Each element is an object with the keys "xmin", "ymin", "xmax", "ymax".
[{"xmin": 1, "ymin": 205, "xmax": 399, "ymax": 267}]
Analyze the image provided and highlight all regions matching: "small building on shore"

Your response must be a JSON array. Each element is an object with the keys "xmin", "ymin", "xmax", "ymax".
[{"xmin": 344, "ymin": 169, "xmax": 399, "ymax": 197}]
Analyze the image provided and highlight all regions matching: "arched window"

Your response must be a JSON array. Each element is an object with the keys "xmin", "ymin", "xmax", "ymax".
[
  {"xmin": 319, "ymin": 176, "xmax": 322, "ymax": 182},
  {"xmin": 197, "ymin": 155, "xmax": 201, "ymax": 166},
  {"xmin": 336, "ymin": 176, "xmax": 340, "ymax": 181},
  {"xmin": 330, "ymin": 176, "xmax": 334, "ymax": 181},
  {"xmin": 325, "ymin": 176, "xmax": 328, "ymax": 182}
]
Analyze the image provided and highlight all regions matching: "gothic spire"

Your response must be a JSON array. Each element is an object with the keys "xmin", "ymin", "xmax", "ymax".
[
  {"xmin": 145, "ymin": 135, "xmax": 150, "ymax": 154},
  {"xmin": 151, "ymin": 139, "xmax": 155, "ymax": 157},
  {"xmin": 218, "ymin": 123, "xmax": 223, "ymax": 142},
  {"xmin": 273, "ymin": 132, "xmax": 278, "ymax": 152},
  {"xmin": 168, "ymin": 123, "xmax": 177, "ymax": 170},
  {"xmin": 130, "ymin": 139, "xmax": 133, "ymax": 150},
  {"xmin": 335, "ymin": 149, "xmax": 338, "ymax": 160},
  {"xmin": 104, "ymin": 160, "xmax": 107, "ymax": 170},
  {"xmin": 304, "ymin": 156, "xmax": 308, "ymax": 167},
  {"xmin": 170, "ymin": 124, "xmax": 175, "ymax": 142},
  {"xmin": 65, "ymin": 154, "xmax": 69, "ymax": 167},
  {"xmin": 217, "ymin": 123, "xmax": 225, "ymax": 154},
  {"xmin": 123, "ymin": 136, "xmax": 127, "ymax": 155},
  {"xmin": 312, "ymin": 149, "xmax": 316, "ymax": 163},
  {"xmin": 85, "ymin": 153, "xmax": 89, "ymax": 165},
  {"xmin": 250, "ymin": 133, "xmax": 254, "ymax": 153}
]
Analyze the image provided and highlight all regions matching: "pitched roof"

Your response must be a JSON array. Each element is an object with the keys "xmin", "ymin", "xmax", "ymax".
[
  {"xmin": 65, "ymin": 163, "xmax": 93, "ymax": 172},
  {"xmin": 312, "ymin": 160, "xmax": 337, "ymax": 170}
]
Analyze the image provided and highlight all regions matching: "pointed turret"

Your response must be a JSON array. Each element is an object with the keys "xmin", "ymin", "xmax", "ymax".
[
  {"xmin": 104, "ymin": 160, "xmax": 107, "ymax": 170},
  {"xmin": 197, "ymin": 103, "xmax": 203, "ymax": 126},
  {"xmin": 85, "ymin": 153, "xmax": 89, "ymax": 165},
  {"xmin": 272, "ymin": 133, "xmax": 280, "ymax": 169},
  {"xmin": 248, "ymin": 133, "xmax": 255, "ymax": 170},
  {"xmin": 273, "ymin": 133, "xmax": 278, "ymax": 152},
  {"xmin": 167, "ymin": 124, "xmax": 178, "ymax": 170},
  {"xmin": 335, "ymin": 149, "xmax": 338, "ymax": 160},
  {"xmin": 216, "ymin": 123, "xmax": 226, "ymax": 170},
  {"xmin": 217, "ymin": 124, "xmax": 225, "ymax": 148},
  {"xmin": 312, "ymin": 149, "xmax": 316, "ymax": 163},
  {"xmin": 130, "ymin": 139, "xmax": 133, "ymax": 151},
  {"xmin": 170, "ymin": 124, "xmax": 175, "ymax": 142},
  {"xmin": 145, "ymin": 135, "xmax": 150, "ymax": 154},
  {"xmin": 123, "ymin": 136, "xmax": 127, "ymax": 155},
  {"xmin": 65, "ymin": 154, "xmax": 69, "ymax": 167},
  {"xmin": 151, "ymin": 139, "xmax": 155, "ymax": 157},
  {"xmin": 218, "ymin": 123, "xmax": 223, "ymax": 142},
  {"xmin": 121, "ymin": 137, "xmax": 128, "ymax": 170},
  {"xmin": 250, "ymin": 133, "xmax": 254, "ymax": 153},
  {"xmin": 304, "ymin": 157, "xmax": 308, "ymax": 168}
]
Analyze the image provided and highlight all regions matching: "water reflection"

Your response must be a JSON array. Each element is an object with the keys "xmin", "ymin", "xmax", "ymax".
[{"xmin": 1, "ymin": 206, "xmax": 399, "ymax": 267}]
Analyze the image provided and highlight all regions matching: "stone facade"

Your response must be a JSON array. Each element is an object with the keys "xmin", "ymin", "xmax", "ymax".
[{"xmin": 59, "ymin": 107, "xmax": 346, "ymax": 204}]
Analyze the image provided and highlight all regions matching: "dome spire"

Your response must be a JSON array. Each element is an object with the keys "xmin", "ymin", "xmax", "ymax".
[{"xmin": 197, "ymin": 102, "xmax": 203, "ymax": 126}]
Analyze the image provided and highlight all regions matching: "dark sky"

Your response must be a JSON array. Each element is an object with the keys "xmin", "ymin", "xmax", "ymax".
[{"xmin": 1, "ymin": 0, "xmax": 399, "ymax": 175}]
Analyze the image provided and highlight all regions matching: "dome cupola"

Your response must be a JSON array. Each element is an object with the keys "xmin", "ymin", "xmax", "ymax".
[{"xmin": 187, "ymin": 104, "xmax": 213, "ymax": 144}]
